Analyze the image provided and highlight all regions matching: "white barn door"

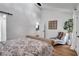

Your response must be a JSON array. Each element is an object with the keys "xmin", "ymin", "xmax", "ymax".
[
  {"xmin": 0, "ymin": 16, "xmax": 1, "ymax": 41},
  {"xmin": 0, "ymin": 14, "xmax": 6, "ymax": 42}
]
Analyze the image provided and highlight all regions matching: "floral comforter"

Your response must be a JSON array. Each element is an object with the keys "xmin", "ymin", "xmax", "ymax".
[{"xmin": 0, "ymin": 37, "xmax": 53, "ymax": 56}]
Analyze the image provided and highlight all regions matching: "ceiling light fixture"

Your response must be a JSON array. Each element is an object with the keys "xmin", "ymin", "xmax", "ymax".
[{"xmin": 37, "ymin": 3, "xmax": 41, "ymax": 6}]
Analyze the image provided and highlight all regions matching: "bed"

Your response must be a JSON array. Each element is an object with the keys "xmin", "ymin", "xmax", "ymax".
[{"xmin": 0, "ymin": 37, "xmax": 53, "ymax": 56}]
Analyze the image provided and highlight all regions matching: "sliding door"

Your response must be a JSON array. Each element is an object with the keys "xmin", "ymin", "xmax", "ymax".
[
  {"xmin": 0, "ymin": 16, "xmax": 1, "ymax": 41},
  {"xmin": 0, "ymin": 14, "xmax": 6, "ymax": 42}
]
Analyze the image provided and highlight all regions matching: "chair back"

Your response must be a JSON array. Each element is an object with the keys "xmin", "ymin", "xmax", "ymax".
[{"xmin": 57, "ymin": 32, "xmax": 64, "ymax": 39}]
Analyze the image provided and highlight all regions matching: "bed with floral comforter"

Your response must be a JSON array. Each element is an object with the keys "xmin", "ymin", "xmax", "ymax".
[{"xmin": 0, "ymin": 37, "xmax": 53, "ymax": 56}]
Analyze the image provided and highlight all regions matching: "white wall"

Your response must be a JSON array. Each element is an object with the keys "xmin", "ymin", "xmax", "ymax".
[
  {"xmin": 0, "ymin": 3, "xmax": 73, "ymax": 40},
  {"xmin": 40, "ymin": 8, "xmax": 73, "ymax": 38},
  {"xmin": 0, "ymin": 3, "xmax": 41, "ymax": 40}
]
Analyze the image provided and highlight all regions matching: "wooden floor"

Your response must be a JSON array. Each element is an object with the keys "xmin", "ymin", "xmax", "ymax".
[{"xmin": 52, "ymin": 44, "xmax": 77, "ymax": 56}]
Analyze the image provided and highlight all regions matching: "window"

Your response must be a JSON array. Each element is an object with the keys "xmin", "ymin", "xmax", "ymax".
[{"xmin": 48, "ymin": 20, "xmax": 57, "ymax": 29}]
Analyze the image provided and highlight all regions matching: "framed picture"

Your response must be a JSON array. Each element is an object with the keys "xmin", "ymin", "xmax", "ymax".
[{"xmin": 48, "ymin": 20, "xmax": 57, "ymax": 29}]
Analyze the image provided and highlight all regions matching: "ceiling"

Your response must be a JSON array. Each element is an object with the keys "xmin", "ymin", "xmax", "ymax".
[{"xmin": 40, "ymin": 3, "xmax": 79, "ymax": 11}]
